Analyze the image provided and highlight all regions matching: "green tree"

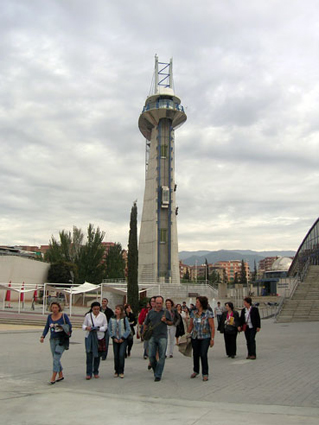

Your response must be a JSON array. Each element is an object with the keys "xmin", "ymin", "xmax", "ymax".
[
  {"xmin": 205, "ymin": 258, "xmax": 209, "ymax": 283},
  {"xmin": 47, "ymin": 261, "xmax": 78, "ymax": 285},
  {"xmin": 44, "ymin": 226, "xmax": 83, "ymax": 264},
  {"xmin": 209, "ymin": 270, "xmax": 220, "ymax": 284},
  {"xmin": 252, "ymin": 260, "xmax": 257, "ymax": 282},
  {"xmin": 45, "ymin": 224, "xmax": 106, "ymax": 284},
  {"xmin": 183, "ymin": 269, "xmax": 190, "ymax": 280},
  {"xmin": 127, "ymin": 202, "xmax": 139, "ymax": 314},
  {"xmin": 105, "ymin": 243, "xmax": 125, "ymax": 279},
  {"xmin": 240, "ymin": 259, "xmax": 247, "ymax": 285},
  {"xmin": 77, "ymin": 224, "xmax": 106, "ymax": 284}
]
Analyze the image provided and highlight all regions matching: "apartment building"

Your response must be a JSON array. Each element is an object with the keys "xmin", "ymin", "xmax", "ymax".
[{"xmin": 214, "ymin": 260, "xmax": 250, "ymax": 283}]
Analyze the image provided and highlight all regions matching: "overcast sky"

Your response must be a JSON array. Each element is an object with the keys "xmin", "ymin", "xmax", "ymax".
[{"xmin": 1, "ymin": 0, "xmax": 318, "ymax": 253}]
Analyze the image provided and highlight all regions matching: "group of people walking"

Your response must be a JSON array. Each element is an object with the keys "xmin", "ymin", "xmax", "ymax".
[
  {"xmin": 217, "ymin": 297, "xmax": 261, "ymax": 360},
  {"xmin": 41, "ymin": 295, "xmax": 260, "ymax": 384},
  {"xmin": 41, "ymin": 298, "xmax": 136, "ymax": 383}
]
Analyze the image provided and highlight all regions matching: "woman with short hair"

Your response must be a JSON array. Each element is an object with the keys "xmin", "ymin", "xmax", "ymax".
[
  {"xmin": 188, "ymin": 296, "xmax": 215, "ymax": 382},
  {"xmin": 40, "ymin": 301, "xmax": 72, "ymax": 384},
  {"xmin": 239, "ymin": 297, "xmax": 261, "ymax": 360},
  {"xmin": 218, "ymin": 302, "xmax": 240, "ymax": 358},
  {"xmin": 165, "ymin": 298, "xmax": 179, "ymax": 358}
]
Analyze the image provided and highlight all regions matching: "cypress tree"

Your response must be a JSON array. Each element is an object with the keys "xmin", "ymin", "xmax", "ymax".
[
  {"xmin": 205, "ymin": 258, "xmax": 210, "ymax": 283},
  {"xmin": 240, "ymin": 259, "xmax": 247, "ymax": 285},
  {"xmin": 127, "ymin": 202, "xmax": 139, "ymax": 314}
]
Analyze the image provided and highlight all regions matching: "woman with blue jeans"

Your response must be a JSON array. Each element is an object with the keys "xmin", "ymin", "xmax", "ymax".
[
  {"xmin": 83, "ymin": 301, "xmax": 108, "ymax": 380},
  {"xmin": 108, "ymin": 305, "xmax": 131, "ymax": 378},
  {"xmin": 188, "ymin": 296, "xmax": 215, "ymax": 381},
  {"xmin": 40, "ymin": 301, "xmax": 72, "ymax": 384}
]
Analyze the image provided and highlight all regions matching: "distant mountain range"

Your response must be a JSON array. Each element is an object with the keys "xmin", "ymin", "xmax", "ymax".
[{"xmin": 179, "ymin": 249, "xmax": 296, "ymax": 269}]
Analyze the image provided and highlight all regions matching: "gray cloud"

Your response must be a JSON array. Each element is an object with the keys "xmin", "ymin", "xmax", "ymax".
[{"xmin": 0, "ymin": 0, "xmax": 318, "ymax": 252}]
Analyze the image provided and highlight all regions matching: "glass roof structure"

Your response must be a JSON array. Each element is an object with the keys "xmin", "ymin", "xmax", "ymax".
[{"xmin": 288, "ymin": 218, "xmax": 319, "ymax": 277}]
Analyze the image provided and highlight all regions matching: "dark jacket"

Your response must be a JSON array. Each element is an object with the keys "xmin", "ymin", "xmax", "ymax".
[
  {"xmin": 102, "ymin": 307, "xmax": 114, "ymax": 323},
  {"xmin": 240, "ymin": 306, "xmax": 261, "ymax": 329},
  {"xmin": 126, "ymin": 311, "xmax": 137, "ymax": 336},
  {"xmin": 218, "ymin": 310, "xmax": 240, "ymax": 334}
]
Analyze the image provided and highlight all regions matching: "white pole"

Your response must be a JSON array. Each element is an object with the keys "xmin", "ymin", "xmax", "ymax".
[
  {"xmin": 43, "ymin": 283, "xmax": 46, "ymax": 315},
  {"xmin": 69, "ymin": 288, "xmax": 72, "ymax": 317},
  {"xmin": 155, "ymin": 54, "xmax": 159, "ymax": 92}
]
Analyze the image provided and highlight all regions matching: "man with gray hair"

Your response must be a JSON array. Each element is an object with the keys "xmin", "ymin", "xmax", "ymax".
[{"xmin": 144, "ymin": 296, "xmax": 172, "ymax": 382}]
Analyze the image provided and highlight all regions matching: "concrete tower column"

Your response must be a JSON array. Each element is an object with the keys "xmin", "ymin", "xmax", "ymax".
[{"xmin": 138, "ymin": 56, "xmax": 187, "ymax": 285}]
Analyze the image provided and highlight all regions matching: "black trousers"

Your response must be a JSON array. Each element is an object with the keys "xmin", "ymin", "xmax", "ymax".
[
  {"xmin": 224, "ymin": 332, "xmax": 237, "ymax": 357},
  {"xmin": 245, "ymin": 327, "xmax": 257, "ymax": 357},
  {"xmin": 191, "ymin": 338, "xmax": 210, "ymax": 376},
  {"xmin": 126, "ymin": 335, "xmax": 133, "ymax": 355}
]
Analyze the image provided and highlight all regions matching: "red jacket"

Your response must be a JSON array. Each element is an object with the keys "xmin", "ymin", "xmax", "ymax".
[{"xmin": 138, "ymin": 307, "xmax": 149, "ymax": 325}]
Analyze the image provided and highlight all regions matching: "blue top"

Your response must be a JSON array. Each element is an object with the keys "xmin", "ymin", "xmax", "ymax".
[
  {"xmin": 42, "ymin": 313, "xmax": 72, "ymax": 339},
  {"xmin": 190, "ymin": 309, "xmax": 214, "ymax": 339},
  {"xmin": 108, "ymin": 316, "xmax": 131, "ymax": 340}
]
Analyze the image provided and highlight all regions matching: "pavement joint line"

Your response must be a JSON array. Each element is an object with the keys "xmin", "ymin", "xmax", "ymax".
[
  {"xmin": 20, "ymin": 386, "xmax": 319, "ymax": 419},
  {"xmin": 1, "ymin": 319, "xmax": 319, "ymax": 422}
]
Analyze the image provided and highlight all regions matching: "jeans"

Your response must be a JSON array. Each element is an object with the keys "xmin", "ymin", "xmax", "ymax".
[
  {"xmin": 143, "ymin": 339, "xmax": 149, "ymax": 357},
  {"xmin": 166, "ymin": 325, "xmax": 176, "ymax": 357},
  {"xmin": 86, "ymin": 352, "xmax": 101, "ymax": 377},
  {"xmin": 50, "ymin": 338, "xmax": 65, "ymax": 373},
  {"xmin": 148, "ymin": 337, "xmax": 167, "ymax": 379},
  {"xmin": 245, "ymin": 327, "xmax": 257, "ymax": 357},
  {"xmin": 191, "ymin": 338, "xmax": 210, "ymax": 376},
  {"xmin": 102, "ymin": 330, "xmax": 110, "ymax": 360},
  {"xmin": 113, "ymin": 340, "xmax": 127, "ymax": 374}
]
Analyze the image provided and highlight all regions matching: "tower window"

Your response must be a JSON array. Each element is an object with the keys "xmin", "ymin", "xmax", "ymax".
[
  {"xmin": 161, "ymin": 145, "xmax": 168, "ymax": 158},
  {"xmin": 161, "ymin": 186, "xmax": 169, "ymax": 208},
  {"xmin": 160, "ymin": 229, "xmax": 167, "ymax": 243}
]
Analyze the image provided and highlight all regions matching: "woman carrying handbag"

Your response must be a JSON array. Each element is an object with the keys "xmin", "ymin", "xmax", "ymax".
[
  {"xmin": 218, "ymin": 302, "xmax": 240, "ymax": 358},
  {"xmin": 82, "ymin": 301, "xmax": 107, "ymax": 379},
  {"xmin": 108, "ymin": 304, "xmax": 131, "ymax": 378}
]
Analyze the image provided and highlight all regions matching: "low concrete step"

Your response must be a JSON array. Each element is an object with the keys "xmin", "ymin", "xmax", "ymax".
[{"xmin": 0, "ymin": 317, "xmax": 84, "ymax": 328}]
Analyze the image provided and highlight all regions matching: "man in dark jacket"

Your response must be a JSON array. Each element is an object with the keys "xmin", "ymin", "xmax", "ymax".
[
  {"xmin": 239, "ymin": 297, "xmax": 261, "ymax": 360},
  {"xmin": 101, "ymin": 298, "xmax": 114, "ymax": 360}
]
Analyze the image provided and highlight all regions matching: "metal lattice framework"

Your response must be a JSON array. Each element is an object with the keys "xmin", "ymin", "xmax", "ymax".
[{"xmin": 288, "ymin": 217, "xmax": 319, "ymax": 277}]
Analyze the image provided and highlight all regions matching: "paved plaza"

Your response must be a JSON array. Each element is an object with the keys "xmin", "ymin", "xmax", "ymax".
[{"xmin": 0, "ymin": 317, "xmax": 318, "ymax": 424}]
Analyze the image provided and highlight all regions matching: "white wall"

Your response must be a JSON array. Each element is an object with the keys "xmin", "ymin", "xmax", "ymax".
[{"xmin": 0, "ymin": 256, "xmax": 50, "ymax": 301}]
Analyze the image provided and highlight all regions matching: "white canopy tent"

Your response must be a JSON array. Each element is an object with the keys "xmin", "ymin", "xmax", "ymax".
[
  {"xmin": 101, "ymin": 282, "xmax": 160, "ymax": 299},
  {"xmin": 43, "ymin": 281, "xmax": 101, "ymax": 316},
  {"xmin": 0, "ymin": 282, "xmax": 43, "ymax": 313}
]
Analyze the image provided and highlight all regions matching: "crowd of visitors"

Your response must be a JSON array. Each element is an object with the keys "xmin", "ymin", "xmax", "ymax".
[{"xmin": 40, "ymin": 296, "xmax": 261, "ymax": 384}]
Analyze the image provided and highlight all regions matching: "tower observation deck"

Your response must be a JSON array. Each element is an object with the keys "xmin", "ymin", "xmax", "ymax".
[{"xmin": 138, "ymin": 56, "xmax": 187, "ymax": 284}]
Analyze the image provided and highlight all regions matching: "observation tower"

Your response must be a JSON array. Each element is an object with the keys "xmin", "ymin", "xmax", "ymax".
[{"xmin": 138, "ymin": 56, "xmax": 187, "ymax": 284}]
